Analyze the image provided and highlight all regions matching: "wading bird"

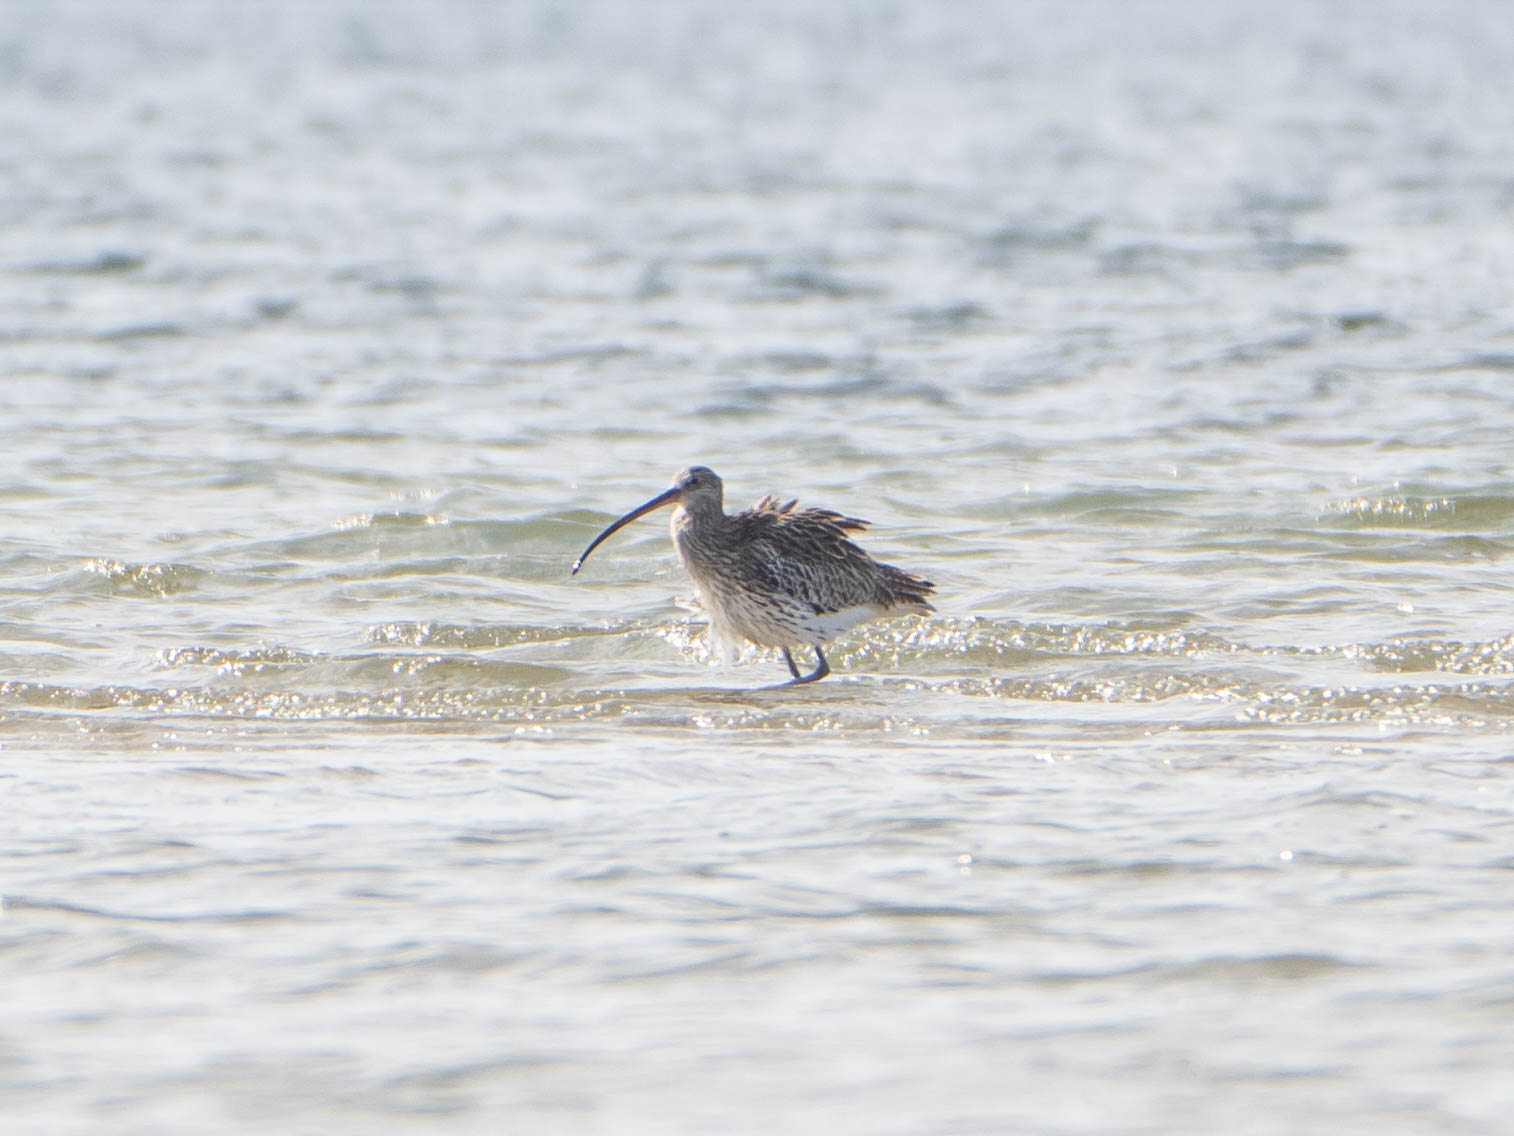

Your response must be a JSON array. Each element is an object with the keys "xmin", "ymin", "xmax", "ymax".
[{"xmin": 572, "ymin": 466, "xmax": 934, "ymax": 684}]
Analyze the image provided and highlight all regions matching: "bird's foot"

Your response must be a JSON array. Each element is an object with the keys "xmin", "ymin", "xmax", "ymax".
[{"xmin": 778, "ymin": 645, "xmax": 829, "ymax": 686}]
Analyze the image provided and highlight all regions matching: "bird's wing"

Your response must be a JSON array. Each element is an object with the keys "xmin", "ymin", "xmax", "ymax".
[{"xmin": 728, "ymin": 500, "xmax": 894, "ymax": 612}]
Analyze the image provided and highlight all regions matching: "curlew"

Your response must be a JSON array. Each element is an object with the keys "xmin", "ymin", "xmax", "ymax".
[{"xmin": 571, "ymin": 466, "xmax": 935, "ymax": 684}]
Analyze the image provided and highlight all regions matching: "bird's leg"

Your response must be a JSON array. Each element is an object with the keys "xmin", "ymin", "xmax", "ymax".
[
  {"xmin": 781, "ymin": 647, "xmax": 803, "ymax": 681},
  {"xmin": 788, "ymin": 645, "xmax": 830, "ymax": 685}
]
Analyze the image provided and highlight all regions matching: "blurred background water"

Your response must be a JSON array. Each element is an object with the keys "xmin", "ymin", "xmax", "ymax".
[{"xmin": 4, "ymin": 0, "xmax": 1514, "ymax": 1132}]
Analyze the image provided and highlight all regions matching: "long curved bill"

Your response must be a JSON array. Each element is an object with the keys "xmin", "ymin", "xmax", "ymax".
[{"xmin": 571, "ymin": 486, "xmax": 682, "ymax": 574}]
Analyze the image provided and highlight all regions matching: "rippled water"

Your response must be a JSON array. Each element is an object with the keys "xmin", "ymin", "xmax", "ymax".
[{"xmin": 6, "ymin": 1, "xmax": 1514, "ymax": 1131}]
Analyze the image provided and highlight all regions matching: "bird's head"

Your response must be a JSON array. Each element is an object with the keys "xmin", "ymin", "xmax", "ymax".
[{"xmin": 571, "ymin": 466, "xmax": 725, "ymax": 575}]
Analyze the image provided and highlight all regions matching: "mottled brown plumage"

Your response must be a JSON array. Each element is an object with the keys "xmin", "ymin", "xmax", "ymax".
[{"xmin": 572, "ymin": 466, "xmax": 935, "ymax": 684}]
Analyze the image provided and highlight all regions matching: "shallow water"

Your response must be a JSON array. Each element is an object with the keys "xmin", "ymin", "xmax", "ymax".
[{"xmin": 5, "ymin": 1, "xmax": 1514, "ymax": 1132}]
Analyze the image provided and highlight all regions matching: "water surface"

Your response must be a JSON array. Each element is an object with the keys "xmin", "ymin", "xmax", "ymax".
[{"xmin": 4, "ymin": 1, "xmax": 1514, "ymax": 1132}]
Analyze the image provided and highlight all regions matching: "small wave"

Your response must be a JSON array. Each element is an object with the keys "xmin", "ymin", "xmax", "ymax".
[
  {"xmin": 79, "ymin": 558, "xmax": 206, "ymax": 597},
  {"xmin": 903, "ymin": 301, "xmax": 993, "ymax": 334},
  {"xmin": 25, "ymin": 250, "xmax": 146, "ymax": 274},
  {"xmin": 0, "ymin": 677, "xmax": 592, "ymax": 725},
  {"xmin": 977, "ymin": 216, "xmax": 1098, "ymax": 264},
  {"xmin": 1428, "ymin": 353, "xmax": 1514, "ymax": 374},
  {"xmin": 94, "ymin": 322, "xmax": 186, "ymax": 341},
  {"xmin": 1014, "ymin": 486, "xmax": 1199, "ymax": 522},
  {"xmin": 16, "ymin": 612, "xmax": 1514, "ymax": 734},
  {"xmin": 367, "ymin": 620, "xmax": 623, "ymax": 649},
  {"xmin": 1321, "ymin": 492, "xmax": 1514, "ymax": 532},
  {"xmin": 1322, "ymin": 494, "xmax": 1457, "ymax": 527},
  {"xmin": 1150, "ymin": 953, "xmax": 1353, "ymax": 984},
  {"xmin": 1338, "ymin": 635, "xmax": 1514, "ymax": 677},
  {"xmin": 750, "ymin": 264, "xmax": 882, "ymax": 301},
  {"xmin": 152, "ymin": 644, "xmax": 574, "ymax": 688},
  {"xmin": 330, "ymin": 510, "xmax": 450, "ymax": 533},
  {"xmin": 1238, "ymin": 681, "xmax": 1514, "ymax": 727},
  {"xmin": 947, "ymin": 672, "xmax": 1226, "ymax": 704},
  {"xmin": 832, "ymin": 617, "xmax": 1235, "ymax": 670},
  {"xmin": 1251, "ymin": 237, "xmax": 1351, "ymax": 270},
  {"xmin": 938, "ymin": 672, "xmax": 1514, "ymax": 728},
  {"xmin": 158, "ymin": 644, "xmax": 318, "ymax": 671},
  {"xmin": 492, "ymin": 343, "xmax": 640, "ymax": 368},
  {"xmin": 4, "ymin": 664, "xmax": 1512, "ymax": 732},
  {"xmin": 1, "ymin": 895, "xmax": 285, "ymax": 924}
]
